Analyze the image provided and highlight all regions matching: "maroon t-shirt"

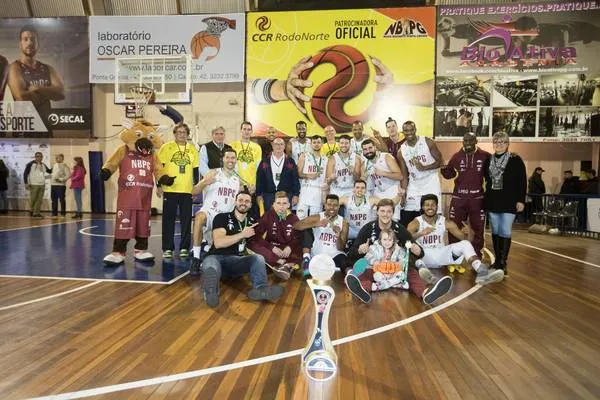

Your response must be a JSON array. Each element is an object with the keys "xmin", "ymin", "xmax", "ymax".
[
  {"xmin": 384, "ymin": 137, "xmax": 405, "ymax": 164},
  {"xmin": 116, "ymin": 148, "xmax": 156, "ymax": 210},
  {"xmin": 441, "ymin": 148, "xmax": 490, "ymax": 198},
  {"xmin": 251, "ymin": 208, "xmax": 300, "ymax": 250}
]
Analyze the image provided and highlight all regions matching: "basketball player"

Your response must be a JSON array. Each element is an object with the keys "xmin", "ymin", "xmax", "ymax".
[
  {"xmin": 297, "ymin": 135, "xmax": 326, "ymax": 219},
  {"xmin": 359, "ymin": 139, "xmax": 404, "ymax": 220},
  {"xmin": 230, "ymin": 121, "xmax": 262, "ymax": 194},
  {"xmin": 398, "ymin": 121, "xmax": 443, "ymax": 227},
  {"xmin": 441, "ymin": 132, "xmax": 490, "ymax": 255},
  {"xmin": 260, "ymin": 126, "xmax": 277, "ymax": 157},
  {"xmin": 326, "ymin": 134, "xmax": 359, "ymax": 201},
  {"xmin": 286, "ymin": 120, "xmax": 310, "ymax": 163},
  {"xmin": 339, "ymin": 180, "xmax": 376, "ymax": 242},
  {"xmin": 407, "ymin": 194, "xmax": 504, "ymax": 285},
  {"xmin": 350, "ymin": 120, "xmax": 387, "ymax": 156},
  {"xmin": 345, "ymin": 198, "xmax": 453, "ymax": 305},
  {"xmin": 293, "ymin": 194, "xmax": 349, "ymax": 276},
  {"xmin": 8, "ymin": 26, "xmax": 65, "ymax": 135},
  {"xmin": 321, "ymin": 125, "xmax": 339, "ymax": 157},
  {"xmin": 190, "ymin": 149, "xmax": 241, "ymax": 273}
]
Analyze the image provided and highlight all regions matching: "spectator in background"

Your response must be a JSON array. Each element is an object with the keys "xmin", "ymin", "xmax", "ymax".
[
  {"xmin": 256, "ymin": 137, "xmax": 300, "ymax": 212},
  {"xmin": 0, "ymin": 159, "xmax": 8, "ymax": 214},
  {"xmin": 581, "ymin": 169, "xmax": 598, "ymax": 195},
  {"xmin": 50, "ymin": 154, "xmax": 71, "ymax": 217},
  {"xmin": 158, "ymin": 122, "xmax": 199, "ymax": 259},
  {"xmin": 198, "ymin": 126, "xmax": 232, "ymax": 177},
  {"xmin": 23, "ymin": 152, "xmax": 51, "ymax": 218},
  {"xmin": 69, "ymin": 156, "xmax": 86, "ymax": 218},
  {"xmin": 484, "ymin": 131, "xmax": 527, "ymax": 277},
  {"xmin": 528, "ymin": 167, "xmax": 546, "ymax": 214},
  {"xmin": 559, "ymin": 170, "xmax": 579, "ymax": 194}
]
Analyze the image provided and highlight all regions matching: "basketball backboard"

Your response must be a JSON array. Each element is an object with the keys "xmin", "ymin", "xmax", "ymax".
[{"xmin": 114, "ymin": 55, "xmax": 192, "ymax": 105}]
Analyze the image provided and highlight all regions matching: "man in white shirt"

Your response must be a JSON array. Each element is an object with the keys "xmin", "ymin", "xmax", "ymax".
[{"xmin": 50, "ymin": 153, "xmax": 71, "ymax": 217}]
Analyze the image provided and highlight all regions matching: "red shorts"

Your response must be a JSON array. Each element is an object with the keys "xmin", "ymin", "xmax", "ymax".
[{"xmin": 114, "ymin": 209, "xmax": 151, "ymax": 240}]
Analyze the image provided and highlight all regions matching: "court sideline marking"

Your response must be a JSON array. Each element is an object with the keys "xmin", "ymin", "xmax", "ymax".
[
  {"xmin": 31, "ymin": 285, "xmax": 482, "ymax": 400},
  {"xmin": 0, "ymin": 281, "xmax": 101, "ymax": 311},
  {"xmin": 485, "ymin": 233, "xmax": 600, "ymax": 269}
]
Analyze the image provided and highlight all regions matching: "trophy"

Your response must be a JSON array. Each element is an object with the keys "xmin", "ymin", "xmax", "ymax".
[{"xmin": 302, "ymin": 254, "xmax": 338, "ymax": 382}]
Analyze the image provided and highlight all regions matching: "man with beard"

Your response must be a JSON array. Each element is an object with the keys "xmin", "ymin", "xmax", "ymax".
[
  {"xmin": 293, "ymin": 194, "xmax": 349, "ymax": 276},
  {"xmin": 441, "ymin": 132, "xmax": 490, "ymax": 256},
  {"xmin": 190, "ymin": 149, "xmax": 242, "ymax": 273},
  {"xmin": 359, "ymin": 139, "xmax": 404, "ymax": 220},
  {"xmin": 297, "ymin": 135, "xmax": 327, "ymax": 219},
  {"xmin": 326, "ymin": 134, "xmax": 360, "ymax": 204},
  {"xmin": 8, "ymin": 26, "xmax": 65, "ymax": 135},
  {"xmin": 201, "ymin": 191, "xmax": 284, "ymax": 308},
  {"xmin": 345, "ymin": 198, "xmax": 453, "ymax": 305},
  {"xmin": 260, "ymin": 126, "xmax": 277, "ymax": 158},
  {"xmin": 407, "ymin": 194, "xmax": 504, "ymax": 284},
  {"xmin": 399, "ymin": 121, "xmax": 443, "ymax": 227},
  {"xmin": 286, "ymin": 120, "xmax": 310, "ymax": 163}
]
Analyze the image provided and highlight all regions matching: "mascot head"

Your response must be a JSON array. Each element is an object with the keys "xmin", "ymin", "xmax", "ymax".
[{"xmin": 120, "ymin": 118, "xmax": 165, "ymax": 156}]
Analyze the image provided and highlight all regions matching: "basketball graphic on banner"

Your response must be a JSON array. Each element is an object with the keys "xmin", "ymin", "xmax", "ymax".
[
  {"xmin": 190, "ymin": 32, "xmax": 220, "ymax": 60},
  {"xmin": 300, "ymin": 45, "xmax": 370, "ymax": 132}
]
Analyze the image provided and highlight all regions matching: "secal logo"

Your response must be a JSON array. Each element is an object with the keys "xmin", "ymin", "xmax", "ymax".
[{"xmin": 383, "ymin": 18, "xmax": 427, "ymax": 38}]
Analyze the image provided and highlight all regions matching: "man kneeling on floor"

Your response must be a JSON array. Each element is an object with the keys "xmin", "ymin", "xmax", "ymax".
[
  {"xmin": 407, "ymin": 193, "xmax": 504, "ymax": 285},
  {"xmin": 345, "ymin": 198, "xmax": 453, "ymax": 305},
  {"xmin": 201, "ymin": 191, "xmax": 284, "ymax": 308}
]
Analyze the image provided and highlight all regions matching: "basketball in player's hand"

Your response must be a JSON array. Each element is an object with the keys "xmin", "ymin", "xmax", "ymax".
[
  {"xmin": 190, "ymin": 31, "xmax": 221, "ymax": 60},
  {"xmin": 299, "ymin": 45, "xmax": 370, "ymax": 133}
]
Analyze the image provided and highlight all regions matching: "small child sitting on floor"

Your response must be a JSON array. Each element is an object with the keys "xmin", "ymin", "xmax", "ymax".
[{"xmin": 364, "ymin": 229, "xmax": 409, "ymax": 291}]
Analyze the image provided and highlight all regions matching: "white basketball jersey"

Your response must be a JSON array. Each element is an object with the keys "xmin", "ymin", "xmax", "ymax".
[
  {"xmin": 203, "ymin": 168, "xmax": 240, "ymax": 213},
  {"xmin": 312, "ymin": 212, "xmax": 344, "ymax": 257},
  {"xmin": 291, "ymin": 139, "xmax": 310, "ymax": 163},
  {"xmin": 299, "ymin": 153, "xmax": 325, "ymax": 206},
  {"xmin": 350, "ymin": 137, "xmax": 366, "ymax": 156},
  {"xmin": 415, "ymin": 215, "xmax": 446, "ymax": 249},
  {"xmin": 400, "ymin": 136, "xmax": 438, "ymax": 183},
  {"xmin": 329, "ymin": 152, "xmax": 356, "ymax": 196},
  {"xmin": 365, "ymin": 152, "xmax": 399, "ymax": 198},
  {"xmin": 345, "ymin": 196, "xmax": 374, "ymax": 235}
]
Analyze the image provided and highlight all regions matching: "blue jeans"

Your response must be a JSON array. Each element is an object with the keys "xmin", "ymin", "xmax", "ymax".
[
  {"xmin": 73, "ymin": 189, "xmax": 83, "ymax": 213},
  {"xmin": 202, "ymin": 254, "xmax": 268, "ymax": 288},
  {"xmin": 488, "ymin": 212, "xmax": 515, "ymax": 238},
  {"xmin": 0, "ymin": 190, "xmax": 7, "ymax": 210}
]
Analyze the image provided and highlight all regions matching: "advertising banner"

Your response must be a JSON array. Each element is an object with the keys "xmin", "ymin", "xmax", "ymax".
[
  {"xmin": 90, "ymin": 14, "xmax": 245, "ymax": 84},
  {"xmin": 0, "ymin": 18, "xmax": 91, "ymax": 138},
  {"xmin": 435, "ymin": 2, "xmax": 600, "ymax": 142},
  {"xmin": 0, "ymin": 141, "xmax": 50, "ymax": 200},
  {"xmin": 246, "ymin": 8, "xmax": 436, "ymax": 137}
]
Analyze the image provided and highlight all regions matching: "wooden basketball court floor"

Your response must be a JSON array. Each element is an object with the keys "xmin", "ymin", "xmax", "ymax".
[{"xmin": 0, "ymin": 212, "xmax": 599, "ymax": 399}]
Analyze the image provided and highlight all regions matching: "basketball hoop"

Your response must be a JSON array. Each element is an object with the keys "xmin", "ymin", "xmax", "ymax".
[{"xmin": 129, "ymin": 85, "xmax": 155, "ymax": 119}]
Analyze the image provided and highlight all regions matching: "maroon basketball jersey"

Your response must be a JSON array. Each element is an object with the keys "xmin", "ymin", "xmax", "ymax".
[
  {"xmin": 117, "ymin": 149, "xmax": 156, "ymax": 210},
  {"xmin": 15, "ymin": 60, "xmax": 52, "ymax": 123}
]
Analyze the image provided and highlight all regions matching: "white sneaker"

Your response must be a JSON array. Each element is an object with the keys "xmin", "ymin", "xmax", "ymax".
[
  {"xmin": 134, "ymin": 251, "xmax": 155, "ymax": 262},
  {"xmin": 103, "ymin": 253, "xmax": 125, "ymax": 265}
]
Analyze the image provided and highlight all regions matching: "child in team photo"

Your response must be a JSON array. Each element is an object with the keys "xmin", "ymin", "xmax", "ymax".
[{"xmin": 364, "ymin": 229, "xmax": 409, "ymax": 291}]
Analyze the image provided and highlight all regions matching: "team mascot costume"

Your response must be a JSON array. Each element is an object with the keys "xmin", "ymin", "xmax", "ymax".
[{"xmin": 101, "ymin": 118, "xmax": 175, "ymax": 265}]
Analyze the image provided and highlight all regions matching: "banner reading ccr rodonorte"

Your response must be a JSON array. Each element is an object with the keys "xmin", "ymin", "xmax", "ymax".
[{"xmin": 246, "ymin": 8, "xmax": 436, "ymax": 136}]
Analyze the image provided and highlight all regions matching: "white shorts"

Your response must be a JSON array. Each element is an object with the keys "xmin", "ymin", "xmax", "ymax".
[
  {"xmin": 196, "ymin": 207, "xmax": 221, "ymax": 245},
  {"xmin": 405, "ymin": 178, "xmax": 441, "ymax": 212},
  {"xmin": 421, "ymin": 241, "xmax": 476, "ymax": 268},
  {"xmin": 296, "ymin": 203, "xmax": 321, "ymax": 220}
]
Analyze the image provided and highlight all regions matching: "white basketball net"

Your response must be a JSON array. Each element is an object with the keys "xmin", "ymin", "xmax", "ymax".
[{"xmin": 129, "ymin": 85, "xmax": 155, "ymax": 118}]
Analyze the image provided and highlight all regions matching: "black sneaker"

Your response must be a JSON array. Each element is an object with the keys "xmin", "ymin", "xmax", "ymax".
[
  {"xmin": 345, "ymin": 273, "xmax": 371, "ymax": 303},
  {"xmin": 190, "ymin": 257, "xmax": 202, "ymax": 276},
  {"xmin": 247, "ymin": 285, "xmax": 283, "ymax": 302},
  {"xmin": 422, "ymin": 275, "xmax": 453, "ymax": 305},
  {"xmin": 203, "ymin": 268, "xmax": 219, "ymax": 308}
]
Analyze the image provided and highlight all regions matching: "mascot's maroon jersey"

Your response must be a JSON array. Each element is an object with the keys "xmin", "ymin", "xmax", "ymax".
[{"xmin": 117, "ymin": 149, "xmax": 155, "ymax": 210}]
